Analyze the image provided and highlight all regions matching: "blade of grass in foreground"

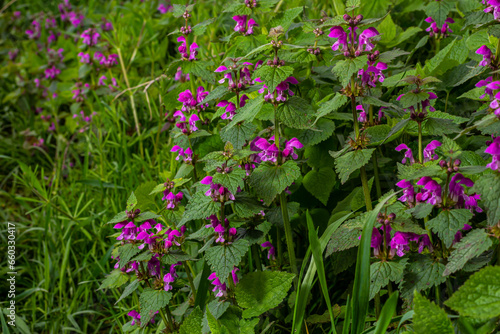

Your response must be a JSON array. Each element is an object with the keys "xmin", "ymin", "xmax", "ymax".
[
  {"xmin": 373, "ymin": 291, "xmax": 399, "ymax": 334},
  {"xmin": 351, "ymin": 192, "xmax": 397, "ymax": 334},
  {"xmin": 292, "ymin": 212, "xmax": 352, "ymax": 334},
  {"xmin": 306, "ymin": 210, "xmax": 337, "ymax": 334}
]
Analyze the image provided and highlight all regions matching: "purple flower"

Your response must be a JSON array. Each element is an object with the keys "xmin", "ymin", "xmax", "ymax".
[
  {"xmin": 259, "ymin": 77, "xmax": 298, "ymax": 103},
  {"xmin": 26, "ymin": 20, "xmax": 41, "ymax": 39},
  {"xmin": 44, "ymin": 66, "xmax": 61, "ymax": 79},
  {"xmin": 68, "ymin": 12, "xmax": 84, "ymax": 27},
  {"xmin": 395, "ymin": 144, "xmax": 415, "ymax": 165},
  {"xmin": 163, "ymin": 191, "xmax": 183, "ymax": 209},
  {"xmin": 476, "ymin": 76, "xmax": 500, "ymax": 99},
  {"xmin": 171, "ymin": 145, "xmax": 193, "ymax": 162},
  {"xmin": 359, "ymin": 61, "xmax": 387, "ymax": 87},
  {"xmin": 358, "ymin": 27, "xmax": 380, "ymax": 53},
  {"xmin": 253, "ymin": 137, "xmax": 279, "ymax": 163},
  {"xmin": 98, "ymin": 75, "xmax": 107, "ymax": 86},
  {"xmin": 477, "ymin": 45, "xmax": 493, "ymax": 67},
  {"xmin": 448, "ymin": 173, "xmax": 474, "ymax": 204},
  {"xmin": 178, "ymin": 87, "xmax": 209, "ymax": 112},
  {"xmin": 282, "ymin": 138, "xmax": 303, "ymax": 160},
  {"xmin": 486, "ymin": 136, "xmax": 500, "ymax": 170},
  {"xmin": 423, "ymin": 140, "xmax": 441, "ymax": 162},
  {"xmin": 201, "ymin": 176, "xmax": 235, "ymax": 203},
  {"xmin": 378, "ymin": 107, "xmax": 386, "ymax": 122},
  {"xmin": 425, "ymin": 17, "xmax": 454, "ymax": 38},
  {"xmin": 233, "ymin": 15, "xmax": 258, "ymax": 35},
  {"xmin": 396, "ymin": 179, "xmax": 415, "ymax": 204},
  {"xmin": 389, "ymin": 232, "xmax": 410, "ymax": 257},
  {"xmin": 175, "ymin": 67, "xmax": 190, "ymax": 82},
  {"xmin": 101, "ymin": 18, "xmax": 114, "ymax": 31},
  {"xmin": 177, "ymin": 36, "xmax": 198, "ymax": 60},
  {"xmin": 158, "ymin": 3, "xmax": 173, "ymax": 14},
  {"xmin": 485, "ymin": 0, "xmax": 500, "ymax": 20},
  {"xmin": 208, "ymin": 272, "xmax": 227, "ymax": 297},
  {"xmin": 81, "ymin": 29, "xmax": 100, "ymax": 46},
  {"xmin": 217, "ymin": 95, "xmax": 249, "ymax": 120},
  {"xmin": 8, "ymin": 49, "xmax": 19, "ymax": 61},
  {"xmin": 357, "ymin": 105, "xmax": 367, "ymax": 123},
  {"xmin": 173, "ymin": 111, "xmax": 200, "ymax": 134},
  {"xmin": 416, "ymin": 177, "xmax": 442, "ymax": 205},
  {"xmin": 78, "ymin": 52, "xmax": 90, "ymax": 63},
  {"xmin": 232, "ymin": 267, "xmax": 239, "ymax": 284},
  {"xmin": 163, "ymin": 273, "xmax": 175, "ymax": 291},
  {"xmin": 328, "ymin": 26, "xmax": 348, "ymax": 53},
  {"xmin": 418, "ymin": 234, "xmax": 433, "ymax": 253},
  {"xmin": 261, "ymin": 241, "xmax": 276, "ymax": 260},
  {"xmin": 128, "ymin": 310, "xmax": 141, "ymax": 326}
]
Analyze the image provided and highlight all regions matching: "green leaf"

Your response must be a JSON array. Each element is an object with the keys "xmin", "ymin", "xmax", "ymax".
[
  {"xmin": 118, "ymin": 243, "xmax": 141, "ymax": 268},
  {"xmin": 426, "ymin": 209, "xmax": 473, "ymax": 247},
  {"xmin": 334, "ymin": 148, "xmax": 375, "ymax": 184},
  {"xmin": 179, "ymin": 307, "xmax": 203, "ymax": 334},
  {"xmin": 107, "ymin": 211, "xmax": 127, "ymax": 224},
  {"xmin": 212, "ymin": 168, "xmax": 246, "ymax": 194},
  {"xmin": 98, "ymin": 269, "xmax": 129, "ymax": 290},
  {"xmin": 444, "ymin": 229, "xmax": 493, "ymax": 276},
  {"xmin": 252, "ymin": 65, "xmax": 294, "ymax": 92},
  {"xmin": 116, "ymin": 279, "xmax": 140, "ymax": 304},
  {"xmin": 180, "ymin": 192, "xmax": 221, "ymax": 225},
  {"xmin": 445, "ymin": 266, "xmax": 500, "ymax": 319},
  {"xmin": 351, "ymin": 193, "xmax": 398, "ymax": 334},
  {"xmin": 383, "ymin": 118, "xmax": 410, "ymax": 142},
  {"xmin": 387, "ymin": 27, "xmax": 422, "ymax": 48},
  {"xmin": 290, "ymin": 118, "xmax": 336, "ymax": 146},
  {"xmin": 276, "ymin": 96, "xmax": 315, "ymax": 129},
  {"xmin": 472, "ymin": 173, "xmax": 500, "ymax": 226},
  {"xmin": 139, "ymin": 288, "xmax": 172, "ymax": 327},
  {"xmin": 135, "ymin": 211, "xmax": 162, "ymax": 223},
  {"xmin": 232, "ymin": 193, "xmax": 264, "ymax": 218},
  {"xmin": 407, "ymin": 203, "xmax": 434, "ymax": 219},
  {"xmin": 423, "ymin": 117, "xmax": 460, "ymax": 135},
  {"xmin": 424, "ymin": 0, "xmax": 453, "ymax": 26},
  {"xmin": 424, "ymin": 38, "xmax": 468, "ymax": 76},
  {"xmin": 332, "ymin": 56, "xmax": 368, "ymax": 87},
  {"xmin": 413, "ymin": 292, "xmax": 454, "ymax": 334},
  {"xmin": 373, "ymin": 292, "xmax": 399, "ymax": 334},
  {"xmin": 401, "ymin": 255, "xmax": 446, "ymax": 299},
  {"xmin": 248, "ymin": 161, "xmax": 301, "ymax": 205},
  {"xmin": 377, "ymin": 14, "xmax": 397, "ymax": 44},
  {"xmin": 180, "ymin": 60, "xmax": 215, "ymax": 83},
  {"xmin": 269, "ymin": 7, "xmax": 303, "ymax": 31},
  {"xmin": 306, "ymin": 211, "xmax": 336, "ymax": 332},
  {"xmin": 397, "ymin": 162, "xmax": 443, "ymax": 181},
  {"xmin": 398, "ymin": 91, "xmax": 430, "ymax": 109},
  {"xmin": 315, "ymin": 93, "xmax": 349, "ymax": 120},
  {"xmin": 204, "ymin": 85, "xmax": 230, "ymax": 104},
  {"xmin": 205, "ymin": 239, "xmax": 249, "ymax": 283},
  {"xmin": 220, "ymin": 122, "xmax": 257, "ymax": 149},
  {"xmin": 369, "ymin": 259, "xmax": 407, "ymax": 299},
  {"xmin": 227, "ymin": 95, "xmax": 265, "ymax": 130},
  {"xmin": 235, "ymin": 271, "xmax": 295, "ymax": 318},
  {"xmin": 303, "ymin": 167, "xmax": 336, "ymax": 205},
  {"xmin": 326, "ymin": 216, "xmax": 364, "ymax": 255},
  {"xmin": 192, "ymin": 18, "xmax": 216, "ymax": 36}
]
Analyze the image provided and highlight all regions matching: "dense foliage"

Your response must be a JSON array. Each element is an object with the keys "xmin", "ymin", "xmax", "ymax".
[{"xmin": 2, "ymin": 0, "xmax": 500, "ymax": 333}]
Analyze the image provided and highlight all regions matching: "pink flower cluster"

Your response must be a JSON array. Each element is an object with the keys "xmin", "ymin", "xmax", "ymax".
[
  {"xmin": 425, "ymin": 17, "xmax": 454, "ymax": 38},
  {"xmin": 250, "ymin": 136, "xmax": 303, "ymax": 164}
]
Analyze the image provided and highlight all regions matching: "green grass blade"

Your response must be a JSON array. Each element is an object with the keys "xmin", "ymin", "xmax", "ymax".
[
  {"xmin": 373, "ymin": 291, "xmax": 399, "ymax": 334},
  {"xmin": 292, "ymin": 213, "xmax": 352, "ymax": 334},
  {"xmin": 306, "ymin": 210, "xmax": 337, "ymax": 334},
  {"xmin": 194, "ymin": 261, "xmax": 210, "ymax": 309},
  {"xmin": 351, "ymin": 193, "xmax": 397, "ymax": 334},
  {"xmin": 343, "ymin": 295, "xmax": 351, "ymax": 334}
]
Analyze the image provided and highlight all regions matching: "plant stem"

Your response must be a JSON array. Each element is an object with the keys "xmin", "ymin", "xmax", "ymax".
[
  {"xmin": 280, "ymin": 192, "xmax": 298, "ymax": 286},
  {"xmin": 159, "ymin": 309, "xmax": 170, "ymax": 328},
  {"xmin": 418, "ymin": 121, "xmax": 423, "ymax": 164},
  {"xmin": 372, "ymin": 152, "xmax": 382, "ymax": 198},
  {"xmin": 350, "ymin": 96, "xmax": 360, "ymax": 140},
  {"xmin": 164, "ymin": 304, "xmax": 174, "ymax": 326},
  {"xmin": 183, "ymin": 262, "xmax": 197, "ymax": 300},
  {"xmin": 435, "ymin": 284, "xmax": 441, "ymax": 306},
  {"xmin": 360, "ymin": 166, "xmax": 373, "ymax": 211},
  {"xmin": 277, "ymin": 228, "xmax": 283, "ymax": 269},
  {"xmin": 374, "ymin": 293, "xmax": 381, "ymax": 319},
  {"xmin": 252, "ymin": 244, "xmax": 262, "ymax": 271},
  {"xmin": 117, "ymin": 48, "xmax": 144, "ymax": 158}
]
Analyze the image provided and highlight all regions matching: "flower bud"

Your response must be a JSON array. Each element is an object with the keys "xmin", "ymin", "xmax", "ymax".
[
  {"xmin": 388, "ymin": 213, "xmax": 396, "ymax": 221},
  {"xmin": 454, "ymin": 159, "xmax": 461, "ymax": 166},
  {"xmin": 439, "ymin": 160, "xmax": 446, "ymax": 168},
  {"xmin": 343, "ymin": 14, "xmax": 351, "ymax": 22}
]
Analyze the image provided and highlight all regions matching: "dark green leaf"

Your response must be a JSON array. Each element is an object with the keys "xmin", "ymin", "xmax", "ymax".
[
  {"xmin": 334, "ymin": 148, "xmax": 375, "ymax": 184},
  {"xmin": 205, "ymin": 239, "xmax": 249, "ymax": 283},
  {"xmin": 426, "ymin": 209, "xmax": 473, "ymax": 247}
]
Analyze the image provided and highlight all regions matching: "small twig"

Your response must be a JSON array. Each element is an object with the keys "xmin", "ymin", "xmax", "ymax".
[
  {"xmin": 0, "ymin": 0, "xmax": 17, "ymax": 14},
  {"xmin": 113, "ymin": 74, "xmax": 168, "ymax": 101}
]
